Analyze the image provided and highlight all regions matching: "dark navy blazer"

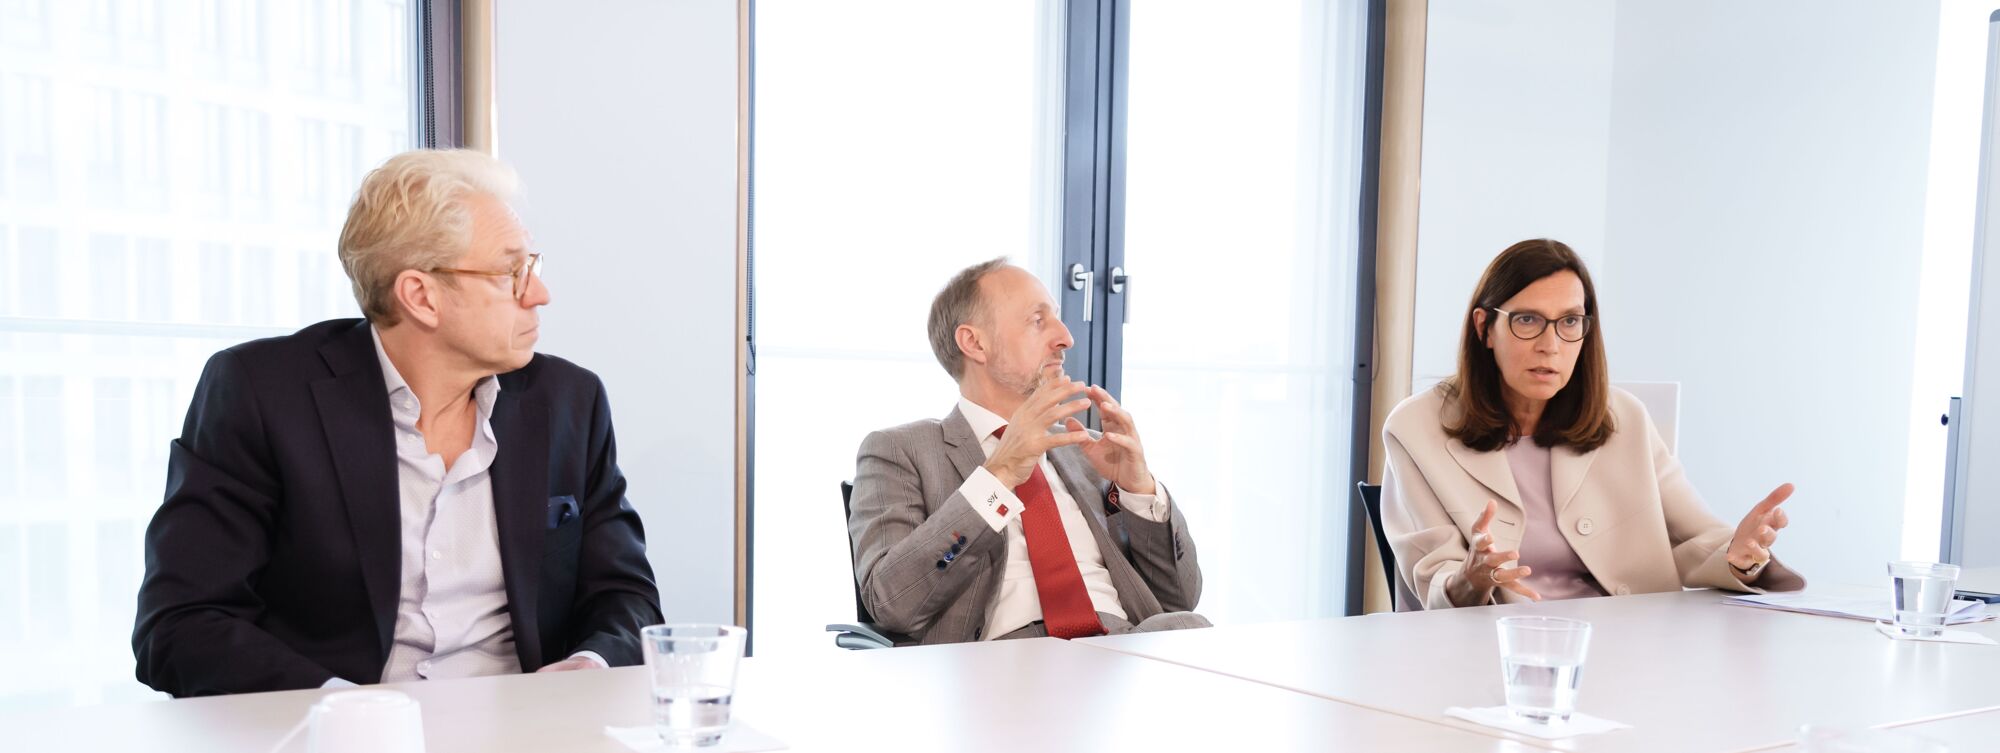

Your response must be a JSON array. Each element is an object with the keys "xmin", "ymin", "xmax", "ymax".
[{"xmin": 133, "ymin": 318, "xmax": 662, "ymax": 697}]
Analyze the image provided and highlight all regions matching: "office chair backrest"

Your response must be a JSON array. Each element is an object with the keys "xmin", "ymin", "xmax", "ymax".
[
  {"xmin": 839, "ymin": 481, "xmax": 876, "ymax": 625},
  {"xmin": 1614, "ymin": 381, "xmax": 1680, "ymax": 454},
  {"xmin": 1356, "ymin": 482, "xmax": 1395, "ymax": 610}
]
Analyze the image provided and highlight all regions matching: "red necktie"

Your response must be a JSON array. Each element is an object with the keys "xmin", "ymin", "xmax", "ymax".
[{"xmin": 994, "ymin": 426, "xmax": 1107, "ymax": 639}]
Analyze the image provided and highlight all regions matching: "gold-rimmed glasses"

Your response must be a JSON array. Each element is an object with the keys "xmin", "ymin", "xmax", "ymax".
[{"xmin": 429, "ymin": 253, "xmax": 543, "ymax": 300}]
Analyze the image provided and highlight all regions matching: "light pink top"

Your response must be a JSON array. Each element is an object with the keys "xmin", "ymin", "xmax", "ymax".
[{"xmin": 1505, "ymin": 439, "xmax": 1609, "ymax": 600}]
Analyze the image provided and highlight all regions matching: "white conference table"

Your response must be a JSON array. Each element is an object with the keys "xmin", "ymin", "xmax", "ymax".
[
  {"xmin": 12, "ymin": 590, "xmax": 1998, "ymax": 752},
  {"xmin": 1754, "ymin": 707, "xmax": 2000, "ymax": 751},
  {"xmin": 1853, "ymin": 708, "xmax": 2000, "ymax": 751},
  {"xmin": 0, "ymin": 636, "xmax": 1524, "ymax": 753},
  {"xmin": 1754, "ymin": 708, "xmax": 2000, "ymax": 751},
  {"xmin": 1076, "ymin": 590, "xmax": 2000, "ymax": 753}
]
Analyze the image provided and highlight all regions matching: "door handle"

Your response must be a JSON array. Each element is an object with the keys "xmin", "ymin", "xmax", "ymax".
[
  {"xmin": 1069, "ymin": 263, "xmax": 1094, "ymax": 322},
  {"xmin": 1109, "ymin": 266, "xmax": 1128, "ymax": 323}
]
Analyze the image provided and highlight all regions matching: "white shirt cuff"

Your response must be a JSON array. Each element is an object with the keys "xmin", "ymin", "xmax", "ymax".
[
  {"xmin": 960, "ymin": 466, "xmax": 1024, "ymax": 533},
  {"xmin": 1117, "ymin": 482, "xmax": 1170, "ymax": 523},
  {"xmin": 322, "ymin": 676, "xmax": 359, "ymax": 689},
  {"xmin": 567, "ymin": 650, "xmax": 609, "ymax": 669}
]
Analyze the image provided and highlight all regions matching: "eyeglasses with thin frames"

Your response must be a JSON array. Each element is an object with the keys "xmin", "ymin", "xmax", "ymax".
[
  {"xmin": 429, "ymin": 253, "xmax": 544, "ymax": 301},
  {"xmin": 1490, "ymin": 307, "xmax": 1591, "ymax": 342}
]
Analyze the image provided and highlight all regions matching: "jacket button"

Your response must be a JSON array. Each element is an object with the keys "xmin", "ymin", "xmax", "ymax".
[
  {"xmin": 1576, "ymin": 518, "xmax": 1595, "ymax": 535},
  {"xmin": 1615, "ymin": 584, "xmax": 1631, "ymax": 596},
  {"xmin": 935, "ymin": 560, "xmax": 947, "ymax": 571}
]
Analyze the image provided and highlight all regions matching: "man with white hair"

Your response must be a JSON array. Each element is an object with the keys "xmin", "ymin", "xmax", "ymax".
[{"xmin": 133, "ymin": 150, "xmax": 662, "ymax": 697}]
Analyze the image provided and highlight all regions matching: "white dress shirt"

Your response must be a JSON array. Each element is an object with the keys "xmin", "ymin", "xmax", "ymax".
[
  {"xmin": 952, "ymin": 398, "xmax": 1171, "ymax": 640},
  {"xmin": 334, "ymin": 327, "xmax": 600, "ymax": 688}
]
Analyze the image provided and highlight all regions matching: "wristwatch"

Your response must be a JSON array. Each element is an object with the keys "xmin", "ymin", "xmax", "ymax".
[{"xmin": 1731, "ymin": 559, "xmax": 1768, "ymax": 580}]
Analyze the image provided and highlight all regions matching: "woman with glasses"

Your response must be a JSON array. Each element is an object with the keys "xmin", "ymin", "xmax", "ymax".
[{"xmin": 1380, "ymin": 239, "xmax": 1804, "ymax": 609}]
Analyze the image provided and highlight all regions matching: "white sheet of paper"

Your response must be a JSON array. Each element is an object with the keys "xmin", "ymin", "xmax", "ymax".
[
  {"xmin": 1873, "ymin": 621, "xmax": 2000, "ymax": 645},
  {"xmin": 1724, "ymin": 585, "xmax": 1990, "ymax": 625},
  {"xmin": 604, "ymin": 721, "xmax": 788, "ymax": 753},
  {"xmin": 1443, "ymin": 706, "xmax": 1631, "ymax": 740}
]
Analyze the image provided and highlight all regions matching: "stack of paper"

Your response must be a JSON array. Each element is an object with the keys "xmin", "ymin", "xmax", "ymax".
[{"xmin": 1723, "ymin": 587, "xmax": 1993, "ymax": 625}]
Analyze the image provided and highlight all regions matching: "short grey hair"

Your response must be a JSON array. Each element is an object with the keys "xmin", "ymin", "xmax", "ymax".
[
  {"xmin": 337, "ymin": 149, "xmax": 520, "ymax": 325},
  {"xmin": 927, "ymin": 257, "xmax": 1009, "ymax": 381}
]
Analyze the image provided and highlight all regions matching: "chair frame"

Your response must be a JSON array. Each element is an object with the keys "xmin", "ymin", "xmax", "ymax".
[
  {"xmin": 1356, "ymin": 481, "xmax": 1397, "ymax": 611},
  {"xmin": 826, "ymin": 481, "xmax": 906, "ymax": 649}
]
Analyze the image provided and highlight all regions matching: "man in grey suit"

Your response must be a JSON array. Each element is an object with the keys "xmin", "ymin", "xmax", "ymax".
[{"xmin": 848, "ymin": 258, "xmax": 1207, "ymax": 645}]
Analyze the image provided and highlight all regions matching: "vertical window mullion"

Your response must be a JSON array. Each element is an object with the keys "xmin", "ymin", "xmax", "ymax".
[
  {"xmin": 1099, "ymin": 0, "xmax": 1130, "ymax": 402},
  {"xmin": 1059, "ymin": 0, "xmax": 1104, "ymax": 391},
  {"xmin": 1059, "ymin": 0, "xmax": 1127, "ymax": 413}
]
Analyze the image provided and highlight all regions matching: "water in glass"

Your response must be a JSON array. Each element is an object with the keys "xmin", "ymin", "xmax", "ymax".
[
  {"xmin": 1889, "ymin": 564, "xmax": 1959, "ymax": 638},
  {"xmin": 1495, "ymin": 616, "xmax": 1592, "ymax": 725},
  {"xmin": 1896, "ymin": 568, "xmax": 1960, "ymax": 636},
  {"xmin": 1502, "ymin": 654, "xmax": 1585, "ymax": 723},
  {"xmin": 653, "ymin": 684, "xmax": 734, "ymax": 747},
  {"xmin": 643, "ymin": 624, "xmax": 745, "ymax": 748}
]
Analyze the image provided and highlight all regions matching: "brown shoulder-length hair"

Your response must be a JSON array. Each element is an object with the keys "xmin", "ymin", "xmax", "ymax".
[{"xmin": 1442, "ymin": 238, "xmax": 1614, "ymax": 453}]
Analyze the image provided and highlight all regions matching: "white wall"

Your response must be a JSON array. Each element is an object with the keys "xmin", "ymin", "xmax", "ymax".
[
  {"xmin": 1415, "ymin": 0, "xmax": 1617, "ymax": 385},
  {"xmin": 1600, "ymin": 1, "xmax": 1939, "ymax": 586},
  {"xmin": 496, "ymin": 0, "xmax": 738, "ymax": 623},
  {"xmin": 1421, "ymin": 0, "xmax": 1943, "ymax": 586}
]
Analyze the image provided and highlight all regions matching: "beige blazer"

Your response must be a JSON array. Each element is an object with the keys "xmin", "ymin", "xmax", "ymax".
[{"xmin": 1381, "ymin": 385, "xmax": 1804, "ymax": 610}]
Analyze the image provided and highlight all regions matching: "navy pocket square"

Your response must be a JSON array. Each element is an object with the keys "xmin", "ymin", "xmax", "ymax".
[{"xmin": 547, "ymin": 495, "xmax": 579, "ymax": 529}]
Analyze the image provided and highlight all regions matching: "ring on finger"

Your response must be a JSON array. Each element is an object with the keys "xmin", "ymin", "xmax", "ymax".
[{"xmin": 1489, "ymin": 567, "xmax": 1502, "ymax": 584}]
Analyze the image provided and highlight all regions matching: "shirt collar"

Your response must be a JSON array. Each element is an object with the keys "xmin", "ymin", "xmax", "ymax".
[
  {"xmin": 369, "ymin": 324, "xmax": 411, "ymax": 397},
  {"xmin": 369, "ymin": 323, "xmax": 502, "ymax": 419},
  {"xmin": 956, "ymin": 397, "xmax": 1009, "ymax": 442}
]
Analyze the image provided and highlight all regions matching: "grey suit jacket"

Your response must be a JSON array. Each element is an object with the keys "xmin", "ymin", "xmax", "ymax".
[{"xmin": 849, "ymin": 406, "xmax": 1201, "ymax": 644}]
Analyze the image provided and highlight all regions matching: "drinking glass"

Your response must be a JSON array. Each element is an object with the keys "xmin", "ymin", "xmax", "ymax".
[
  {"xmin": 1888, "ymin": 561, "xmax": 1961, "ymax": 638},
  {"xmin": 642, "ymin": 624, "xmax": 746, "ymax": 747},
  {"xmin": 1496, "ymin": 616, "xmax": 1593, "ymax": 724}
]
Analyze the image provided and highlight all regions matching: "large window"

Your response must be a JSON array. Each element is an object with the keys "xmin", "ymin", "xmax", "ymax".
[
  {"xmin": 0, "ymin": 0, "xmax": 419, "ymax": 709},
  {"xmin": 1118, "ymin": 0, "xmax": 1371, "ymax": 622},
  {"xmin": 751, "ymin": 0, "xmax": 1378, "ymax": 654},
  {"xmin": 750, "ymin": 0, "xmax": 1067, "ymax": 659}
]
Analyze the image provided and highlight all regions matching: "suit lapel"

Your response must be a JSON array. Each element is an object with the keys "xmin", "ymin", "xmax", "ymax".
[
  {"xmin": 939, "ymin": 407, "xmax": 988, "ymax": 491},
  {"xmin": 1046, "ymin": 446, "xmax": 1111, "ymax": 537},
  {"xmin": 1047, "ymin": 447, "xmax": 1162, "ymax": 619},
  {"xmin": 489, "ymin": 388, "xmax": 550, "ymax": 670},
  {"xmin": 1550, "ymin": 442, "xmax": 1599, "ymax": 517},
  {"xmin": 940, "ymin": 405, "xmax": 1008, "ymax": 628},
  {"xmin": 1445, "ymin": 439, "xmax": 1523, "ymax": 513},
  {"xmin": 939, "ymin": 403, "xmax": 1161, "ymax": 619},
  {"xmin": 309, "ymin": 322, "xmax": 401, "ymax": 660}
]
